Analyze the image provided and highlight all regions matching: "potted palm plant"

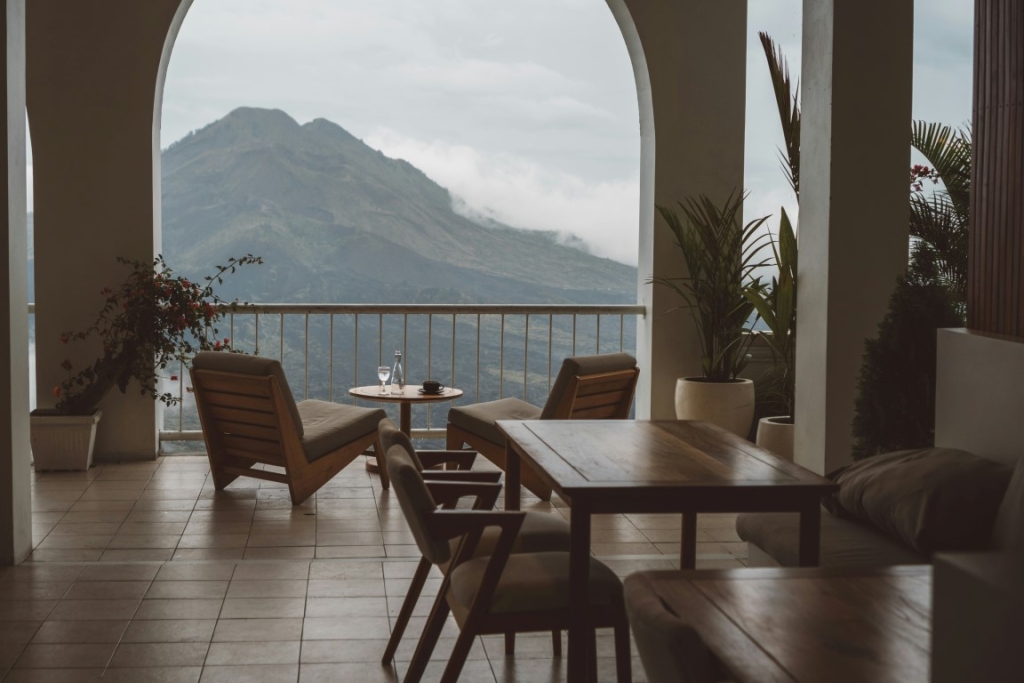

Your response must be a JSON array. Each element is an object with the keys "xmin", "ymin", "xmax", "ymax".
[
  {"xmin": 652, "ymin": 192, "xmax": 768, "ymax": 437},
  {"xmin": 31, "ymin": 253, "xmax": 261, "ymax": 470},
  {"xmin": 746, "ymin": 208, "xmax": 797, "ymax": 458}
]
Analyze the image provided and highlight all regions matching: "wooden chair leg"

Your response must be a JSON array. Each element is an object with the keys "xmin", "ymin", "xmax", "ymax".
[
  {"xmin": 375, "ymin": 437, "xmax": 390, "ymax": 490},
  {"xmin": 441, "ymin": 628, "xmax": 479, "ymax": 683},
  {"xmin": 504, "ymin": 632, "xmax": 515, "ymax": 655},
  {"xmin": 381, "ymin": 556, "xmax": 431, "ymax": 664},
  {"xmin": 614, "ymin": 619, "xmax": 632, "ymax": 683},
  {"xmin": 551, "ymin": 629, "xmax": 562, "ymax": 657},
  {"xmin": 404, "ymin": 585, "xmax": 451, "ymax": 683},
  {"xmin": 588, "ymin": 627, "xmax": 599, "ymax": 683}
]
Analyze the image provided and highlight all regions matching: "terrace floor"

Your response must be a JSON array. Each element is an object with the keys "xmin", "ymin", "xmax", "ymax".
[{"xmin": 3, "ymin": 454, "xmax": 750, "ymax": 682}]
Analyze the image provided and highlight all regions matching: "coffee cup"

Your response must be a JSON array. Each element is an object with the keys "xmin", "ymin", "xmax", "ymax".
[{"xmin": 422, "ymin": 380, "xmax": 444, "ymax": 394}]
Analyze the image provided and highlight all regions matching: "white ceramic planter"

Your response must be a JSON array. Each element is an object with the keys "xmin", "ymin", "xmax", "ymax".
[
  {"xmin": 674, "ymin": 378, "xmax": 754, "ymax": 438},
  {"xmin": 30, "ymin": 410, "xmax": 102, "ymax": 471},
  {"xmin": 756, "ymin": 416, "xmax": 794, "ymax": 460}
]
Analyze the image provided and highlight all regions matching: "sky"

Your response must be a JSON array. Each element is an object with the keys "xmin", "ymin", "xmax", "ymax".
[{"xmin": 155, "ymin": 0, "xmax": 976, "ymax": 266}]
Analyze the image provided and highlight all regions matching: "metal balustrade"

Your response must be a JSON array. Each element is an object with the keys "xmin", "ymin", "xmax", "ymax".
[{"xmin": 160, "ymin": 303, "xmax": 644, "ymax": 443}]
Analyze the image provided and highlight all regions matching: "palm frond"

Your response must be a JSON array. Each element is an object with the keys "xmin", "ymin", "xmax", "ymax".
[{"xmin": 759, "ymin": 32, "xmax": 801, "ymax": 200}]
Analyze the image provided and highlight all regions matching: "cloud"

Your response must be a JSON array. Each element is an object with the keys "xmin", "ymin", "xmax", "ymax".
[{"xmin": 366, "ymin": 128, "xmax": 640, "ymax": 265}]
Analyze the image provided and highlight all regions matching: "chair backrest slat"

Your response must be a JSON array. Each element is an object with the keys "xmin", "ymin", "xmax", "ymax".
[
  {"xmin": 550, "ymin": 367, "xmax": 639, "ymax": 420},
  {"xmin": 542, "ymin": 353, "xmax": 639, "ymax": 419}
]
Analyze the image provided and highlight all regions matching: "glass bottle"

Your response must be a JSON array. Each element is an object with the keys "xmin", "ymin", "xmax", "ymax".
[{"xmin": 390, "ymin": 350, "xmax": 405, "ymax": 394}]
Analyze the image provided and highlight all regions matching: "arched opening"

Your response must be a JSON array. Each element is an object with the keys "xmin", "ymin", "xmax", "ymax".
[{"xmin": 153, "ymin": 0, "xmax": 652, "ymax": 438}]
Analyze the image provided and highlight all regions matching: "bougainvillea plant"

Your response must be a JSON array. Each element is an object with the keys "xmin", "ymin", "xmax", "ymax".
[{"xmin": 53, "ymin": 254, "xmax": 262, "ymax": 415}]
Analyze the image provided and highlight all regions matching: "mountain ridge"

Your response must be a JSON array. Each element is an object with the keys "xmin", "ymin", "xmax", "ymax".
[{"xmin": 161, "ymin": 107, "xmax": 636, "ymax": 304}]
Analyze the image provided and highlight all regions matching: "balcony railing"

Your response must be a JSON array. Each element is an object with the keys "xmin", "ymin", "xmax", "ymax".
[{"xmin": 161, "ymin": 303, "xmax": 644, "ymax": 443}]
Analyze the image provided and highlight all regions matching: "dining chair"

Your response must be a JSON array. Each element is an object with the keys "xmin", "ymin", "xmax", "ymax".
[
  {"xmin": 385, "ymin": 441, "xmax": 631, "ymax": 683},
  {"xmin": 190, "ymin": 351, "xmax": 386, "ymax": 505},
  {"xmin": 446, "ymin": 352, "xmax": 639, "ymax": 499},
  {"xmin": 624, "ymin": 572, "xmax": 727, "ymax": 683},
  {"xmin": 377, "ymin": 418, "xmax": 570, "ymax": 664}
]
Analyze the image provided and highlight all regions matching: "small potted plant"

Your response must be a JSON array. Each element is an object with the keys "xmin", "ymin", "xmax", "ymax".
[
  {"xmin": 651, "ymin": 192, "xmax": 768, "ymax": 437},
  {"xmin": 31, "ymin": 253, "xmax": 262, "ymax": 470},
  {"xmin": 746, "ymin": 208, "xmax": 797, "ymax": 458}
]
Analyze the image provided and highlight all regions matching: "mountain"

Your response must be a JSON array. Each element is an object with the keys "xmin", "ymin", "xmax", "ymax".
[{"xmin": 161, "ymin": 107, "xmax": 636, "ymax": 304}]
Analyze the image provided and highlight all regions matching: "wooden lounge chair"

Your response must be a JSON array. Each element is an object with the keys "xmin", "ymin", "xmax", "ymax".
[
  {"xmin": 190, "ymin": 351, "xmax": 386, "ymax": 505},
  {"xmin": 384, "ymin": 441, "xmax": 631, "ymax": 683},
  {"xmin": 446, "ymin": 352, "xmax": 639, "ymax": 500}
]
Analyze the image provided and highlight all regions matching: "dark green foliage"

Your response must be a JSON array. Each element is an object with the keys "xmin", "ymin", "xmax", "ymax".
[
  {"xmin": 652, "ymin": 193, "xmax": 769, "ymax": 381},
  {"xmin": 851, "ymin": 277, "xmax": 964, "ymax": 460}
]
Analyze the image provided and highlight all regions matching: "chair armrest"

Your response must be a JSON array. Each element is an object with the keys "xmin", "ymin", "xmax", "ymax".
[
  {"xmin": 418, "ymin": 450, "xmax": 478, "ymax": 470},
  {"xmin": 425, "ymin": 481, "xmax": 502, "ymax": 510},
  {"xmin": 421, "ymin": 471, "xmax": 502, "ymax": 483}
]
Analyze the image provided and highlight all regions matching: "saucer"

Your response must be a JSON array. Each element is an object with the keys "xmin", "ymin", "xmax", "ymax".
[{"xmin": 417, "ymin": 388, "xmax": 445, "ymax": 395}]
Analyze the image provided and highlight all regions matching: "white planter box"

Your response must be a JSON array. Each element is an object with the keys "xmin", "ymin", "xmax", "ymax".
[{"xmin": 30, "ymin": 410, "xmax": 102, "ymax": 471}]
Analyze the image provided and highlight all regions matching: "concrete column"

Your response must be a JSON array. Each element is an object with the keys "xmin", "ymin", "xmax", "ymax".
[
  {"xmin": 615, "ymin": 0, "xmax": 748, "ymax": 419},
  {"xmin": 796, "ymin": 1, "xmax": 914, "ymax": 474},
  {"xmin": 27, "ymin": 0, "xmax": 186, "ymax": 460},
  {"xmin": 0, "ymin": 0, "xmax": 31, "ymax": 565}
]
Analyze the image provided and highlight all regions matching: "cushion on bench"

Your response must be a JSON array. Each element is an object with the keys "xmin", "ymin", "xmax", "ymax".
[
  {"xmin": 298, "ymin": 400, "xmax": 385, "ymax": 461},
  {"xmin": 736, "ymin": 508, "xmax": 926, "ymax": 568},
  {"xmin": 447, "ymin": 397, "xmax": 542, "ymax": 446}
]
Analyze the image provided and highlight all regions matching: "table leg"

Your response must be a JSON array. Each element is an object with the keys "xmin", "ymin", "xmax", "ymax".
[
  {"xmin": 569, "ymin": 503, "xmax": 593, "ymax": 682},
  {"xmin": 504, "ymin": 439, "xmax": 521, "ymax": 512},
  {"xmin": 399, "ymin": 402, "xmax": 412, "ymax": 435},
  {"xmin": 798, "ymin": 501, "xmax": 822, "ymax": 567},
  {"xmin": 680, "ymin": 513, "xmax": 698, "ymax": 569}
]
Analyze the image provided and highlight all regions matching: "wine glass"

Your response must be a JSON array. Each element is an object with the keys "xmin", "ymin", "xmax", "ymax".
[{"xmin": 377, "ymin": 366, "xmax": 391, "ymax": 394}]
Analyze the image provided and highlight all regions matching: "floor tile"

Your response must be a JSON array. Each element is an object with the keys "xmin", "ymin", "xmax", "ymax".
[
  {"xmin": 306, "ymin": 579, "xmax": 384, "ymax": 598},
  {"xmin": 155, "ymin": 564, "xmax": 236, "ymax": 582},
  {"xmin": 212, "ymin": 619, "xmax": 303, "ymax": 643},
  {"xmin": 47, "ymin": 599, "xmax": 140, "ymax": 621},
  {"xmin": 76, "ymin": 564, "xmax": 160, "ymax": 582},
  {"xmin": 304, "ymin": 597, "xmax": 386, "ymax": 618},
  {"xmin": 225, "ymin": 581, "xmax": 307, "ymax": 599},
  {"xmin": 62, "ymin": 581, "xmax": 150, "ymax": 600},
  {"xmin": 109, "ymin": 642, "xmax": 209, "ymax": 667},
  {"xmin": 198, "ymin": 664, "xmax": 298, "ymax": 683},
  {"xmin": 2, "ymin": 668, "xmax": 104, "ymax": 682},
  {"xmin": 298, "ymin": 662, "xmax": 400, "ymax": 683},
  {"xmin": 219, "ymin": 598, "xmax": 304, "ymax": 620},
  {"xmin": 134, "ymin": 599, "xmax": 223, "ymax": 620},
  {"xmin": 230, "ymin": 564, "xmax": 309, "ymax": 581},
  {"xmin": 121, "ymin": 619, "xmax": 216, "ymax": 643},
  {"xmin": 145, "ymin": 581, "xmax": 229, "ymax": 600},
  {"xmin": 14, "ymin": 642, "xmax": 117, "ymax": 669},
  {"xmin": 30, "ymin": 620, "xmax": 128, "ymax": 644},
  {"xmin": 101, "ymin": 667, "xmax": 202, "ymax": 683},
  {"xmin": 301, "ymin": 617, "xmax": 390, "ymax": 641},
  {"xmin": 204, "ymin": 641, "xmax": 300, "ymax": 666}
]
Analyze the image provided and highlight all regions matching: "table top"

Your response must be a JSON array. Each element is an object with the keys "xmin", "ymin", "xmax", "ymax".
[
  {"xmin": 348, "ymin": 385, "xmax": 463, "ymax": 403},
  {"xmin": 635, "ymin": 565, "xmax": 932, "ymax": 683},
  {"xmin": 497, "ymin": 420, "xmax": 836, "ymax": 500}
]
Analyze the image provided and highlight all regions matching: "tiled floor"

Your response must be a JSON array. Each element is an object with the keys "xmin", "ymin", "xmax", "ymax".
[{"xmin": 4, "ymin": 453, "xmax": 749, "ymax": 681}]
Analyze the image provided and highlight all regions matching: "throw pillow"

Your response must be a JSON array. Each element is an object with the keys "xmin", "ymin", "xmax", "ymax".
[
  {"xmin": 822, "ymin": 448, "xmax": 1014, "ymax": 554},
  {"xmin": 991, "ymin": 458, "xmax": 1024, "ymax": 552}
]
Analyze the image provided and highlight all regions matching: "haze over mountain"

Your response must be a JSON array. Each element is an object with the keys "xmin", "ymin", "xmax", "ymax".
[{"xmin": 161, "ymin": 107, "xmax": 636, "ymax": 304}]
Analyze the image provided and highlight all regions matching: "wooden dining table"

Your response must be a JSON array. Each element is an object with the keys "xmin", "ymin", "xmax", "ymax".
[
  {"xmin": 631, "ymin": 565, "xmax": 933, "ymax": 682},
  {"xmin": 497, "ymin": 419, "xmax": 839, "ymax": 682}
]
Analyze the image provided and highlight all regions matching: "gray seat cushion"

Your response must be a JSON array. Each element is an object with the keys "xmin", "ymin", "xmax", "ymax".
[
  {"xmin": 736, "ymin": 508, "xmax": 926, "ymax": 568},
  {"xmin": 297, "ymin": 400, "xmax": 385, "ymax": 462},
  {"xmin": 446, "ymin": 510, "xmax": 570, "ymax": 564},
  {"xmin": 192, "ymin": 352, "xmax": 304, "ymax": 437},
  {"xmin": 541, "ymin": 352, "xmax": 637, "ymax": 418},
  {"xmin": 448, "ymin": 397, "xmax": 541, "ymax": 446},
  {"xmin": 449, "ymin": 551, "xmax": 622, "ymax": 615}
]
